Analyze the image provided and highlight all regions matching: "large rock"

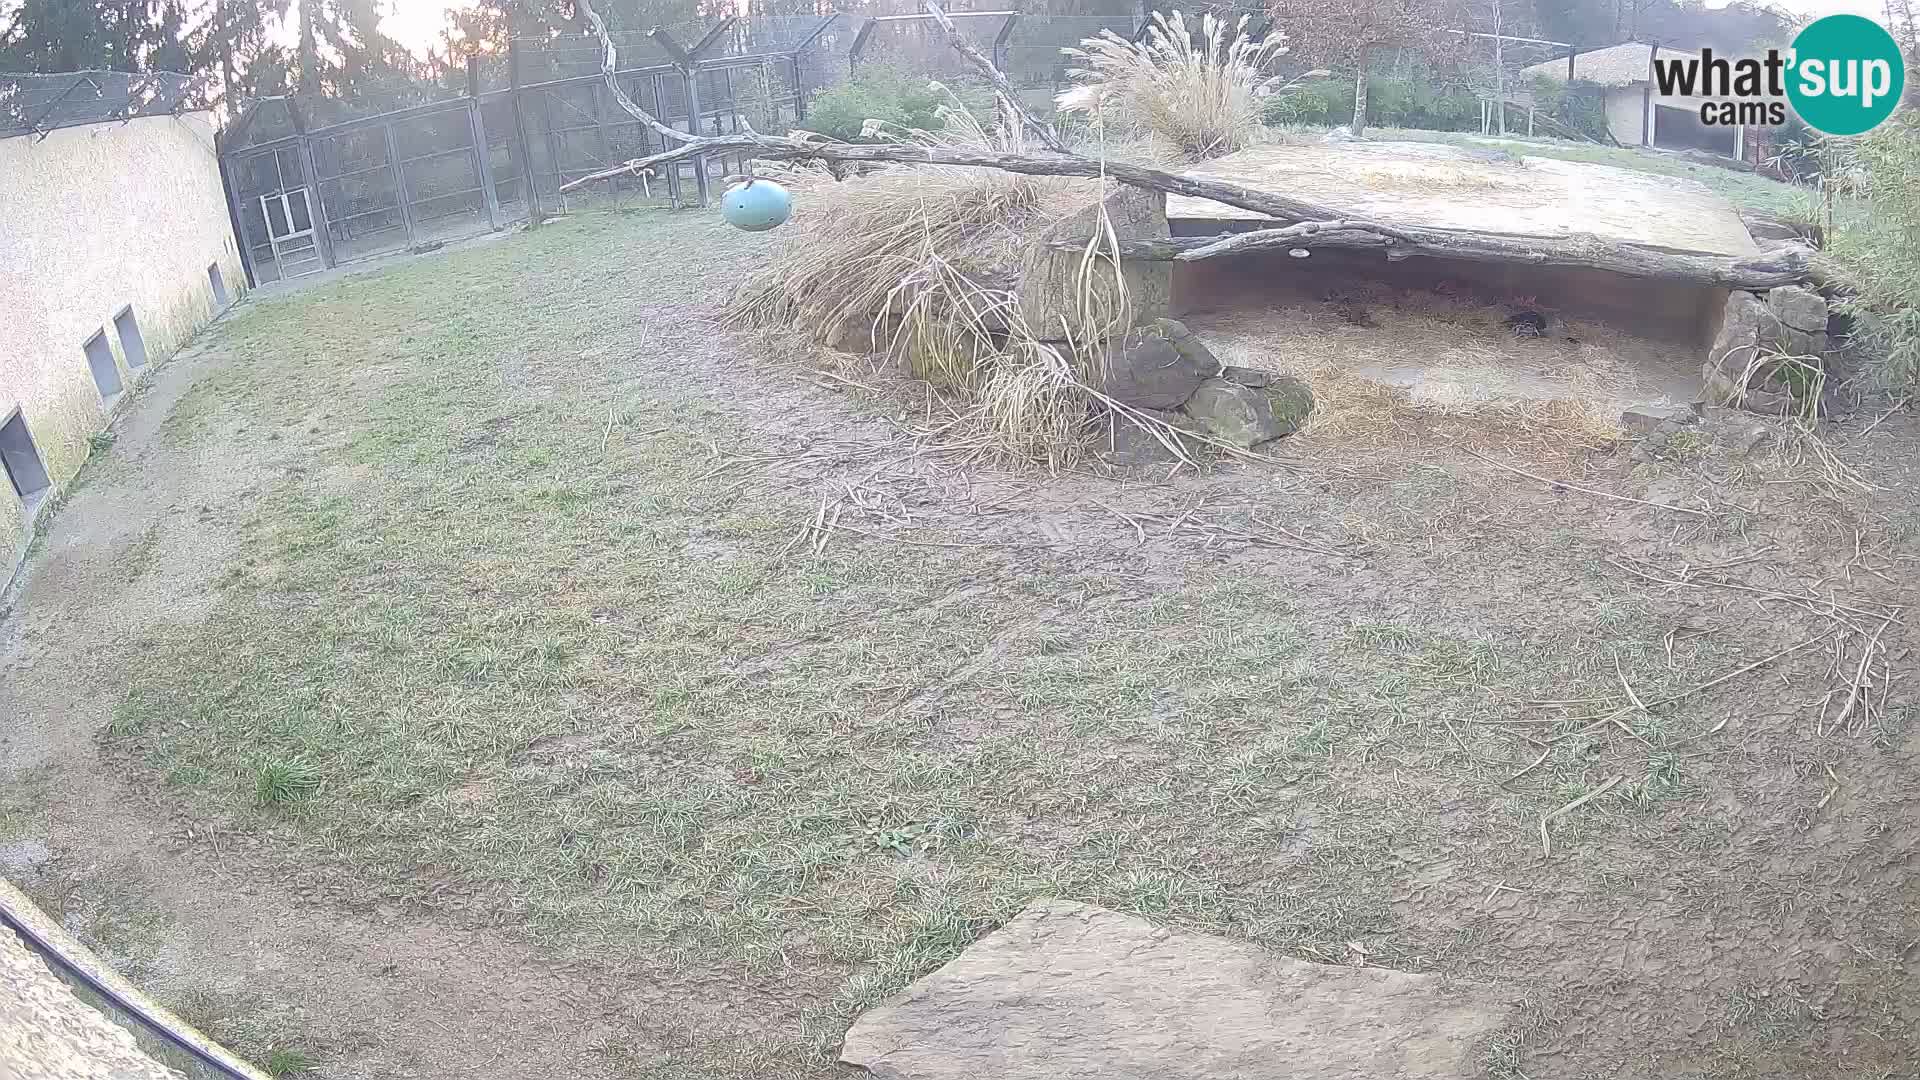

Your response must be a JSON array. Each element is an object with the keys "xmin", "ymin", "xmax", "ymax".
[
  {"xmin": 1018, "ymin": 184, "xmax": 1172, "ymax": 338},
  {"xmin": 1154, "ymin": 318, "xmax": 1223, "ymax": 377},
  {"xmin": 1620, "ymin": 403, "xmax": 1699, "ymax": 434},
  {"xmin": 1098, "ymin": 407, "xmax": 1203, "ymax": 466},
  {"xmin": 840, "ymin": 900, "xmax": 1515, "ymax": 1080},
  {"xmin": 1099, "ymin": 319, "xmax": 1219, "ymax": 409},
  {"xmin": 1181, "ymin": 378, "xmax": 1281, "ymax": 448},
  {"xmin": 1767, "ymin": 284, "xmax": 1829, "ymax": 358},
  {"xmin": 1702, "ymin": 290, "xmax": 1779, "ymax": 405},
  {"xmin": 1739, "ymin": 210, "xmax": 1805, "ymax": 243},
  {"xmin": 1266, "ymin": 374, "xmax": 1316, "ymax": 437},
  {"xmin": 828, "ymin": 312, "xmax": 901, "ymax": 355}
]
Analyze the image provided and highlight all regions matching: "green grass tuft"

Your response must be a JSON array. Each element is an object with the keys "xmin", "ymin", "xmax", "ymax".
[
  {"xmin": 254, "ymin": 760, "xmax": 322, "ymax": 807},
  {"xmin": 263, "ymin": 1047, "xmax": 316, "ymax": 1077}
]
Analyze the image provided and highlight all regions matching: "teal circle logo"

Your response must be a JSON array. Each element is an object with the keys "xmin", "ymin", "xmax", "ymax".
[{"xmin": 1786, "ymin": 14, "xmax": 1906, "ymax": 135}]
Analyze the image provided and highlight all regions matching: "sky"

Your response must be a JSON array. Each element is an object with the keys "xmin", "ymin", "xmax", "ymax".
[
  {"xmin": 1714, "ymin": 0, "xmax": 1893, "ymax": 24},
  {"xmin": 369, "ymin": 0, "xmax": 1907, "ymax": 59},
  {"xmin": 379, "ymin": 0, "xmax": 471, "ymax": 57}
]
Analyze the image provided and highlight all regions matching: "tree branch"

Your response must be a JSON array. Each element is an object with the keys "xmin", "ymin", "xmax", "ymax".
[
  {"xmin": 922, "ymin": 0, "xmax": 1070, "ymax": 153},
  {"xmin": 573, "ymin": 0, "xmax": 694, "ymax": 148},
  {"xmin": 560, "ymin": 133, "xmax": 1392, "ymax": 229}
]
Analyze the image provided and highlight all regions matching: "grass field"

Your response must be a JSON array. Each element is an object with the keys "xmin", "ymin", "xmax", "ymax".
[{"xmin": 6, "ymin": 204, "xmax": 1919, "ymax": 1079}]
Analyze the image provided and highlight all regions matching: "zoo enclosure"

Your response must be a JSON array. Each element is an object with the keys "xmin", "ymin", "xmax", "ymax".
[
  {"xmin": 213, "ymin": 8, "xmax": 1356, "ymax": 286},
  {"xmin": 218, "ymin": 14, "xmax": 842, "ymax": 284}
]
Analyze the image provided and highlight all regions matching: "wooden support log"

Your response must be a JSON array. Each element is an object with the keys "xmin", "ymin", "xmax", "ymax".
[
  {"xmin": 1047, "ymin": 224, "xmax": 1814, "ymax": 290},
  {"xmin": 562, "ymin": 135, "xmax": 1393, "ymax": 227}
]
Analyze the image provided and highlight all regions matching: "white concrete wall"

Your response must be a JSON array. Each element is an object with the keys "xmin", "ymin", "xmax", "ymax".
[
  {"xmin": 1604, "ymin": 86, "xmax": 1647, "ymax": 146},
  {"xmin": 0, "ymin": 111, "xmax": 243, "ymax": 575}
]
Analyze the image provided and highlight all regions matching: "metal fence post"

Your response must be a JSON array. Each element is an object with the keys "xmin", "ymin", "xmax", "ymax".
[
  {"xmin": 507, "ymin": 39, "xmax": 544, "ymax": 224},
  {"xmin": 591, "ymin": 77, "xmax": 615, "ymax": 187},
  {"xmin": 466, "ymin": 57, "xmax": 502, "ymax": 230},
  {"xmin": 789, "ymin": 14, "xmax": 840, "ymax": 125},
  {"xmin": 382, "ymin": 120, "xmax": 421, "ymax": 248},
  {"xmin": 216, "ymin": 151, "xmax": 259, "ymax": 288},
  {"xmin": 791, "ymin": 53, "xmax": 806, "ymax": 121},
  {"xmin": 652, "ymin": 27, "xmax": 710, "ymax": 207},
  {"xmin": 654, "ymin": 75, "xmax": 683, "ymax": 208},
  {"xmin": 683, "ymin": 67, "xmax": 709, "ymax": 206},
  {"xmin": 992, "ymin": 13, "xmax": 1020, "ymax": 75}
]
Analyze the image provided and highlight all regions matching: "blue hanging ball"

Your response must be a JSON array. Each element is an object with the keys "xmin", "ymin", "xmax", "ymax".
[{"xmin": 720, "ymin": 179, "xmax": 792, "ymax": 232}]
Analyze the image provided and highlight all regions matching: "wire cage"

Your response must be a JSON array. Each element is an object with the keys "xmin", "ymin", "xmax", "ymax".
[
  {"xmin": 1, "ymin": 70, "xmax": 202, "ymax": 140},
  {"xmin": 216, "ymin": 14, "xmax": 838, "ymax": 284},
  {"xmin": 215, "ymin": 10, "xmax": 1332, "ymax": 285},
  {"xmin": 221, "ymin": 93, "xmax": 510, "ymax": 282}
]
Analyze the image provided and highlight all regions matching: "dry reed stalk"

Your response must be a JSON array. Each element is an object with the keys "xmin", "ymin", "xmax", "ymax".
[
  {"xmin": 1464, "ymin": 449, "xmax": 1709, "ymax": 517},
  {"xmin": 1538, "ymin": 774, "xmax": 1626, "ymax": 858},
  {"xmin": 1056, "ymin": 10, "xmax": 1304, "ymax": 160}
]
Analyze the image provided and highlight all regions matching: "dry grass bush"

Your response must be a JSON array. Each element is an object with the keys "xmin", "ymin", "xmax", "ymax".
[
  {"xmin": 1055, "ymin": 11, "xmax": 1300, "ymax": 160},
  {"xmin": 729, "ymin": 93, "xmax": 1049, "ymax": 391},
  {"xmin": 728, "ymin": 92, "xmax": 1146, "ymax": 469}
]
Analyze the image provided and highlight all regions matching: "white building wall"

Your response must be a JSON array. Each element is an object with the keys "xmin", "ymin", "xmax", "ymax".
[
  {"xmin": 1604, "ymin": 86, "xmax": 1648, "ymax": 145},
  {"xmin": 0, "ymin": 111, "xmax": 243, "ymax": 576}
]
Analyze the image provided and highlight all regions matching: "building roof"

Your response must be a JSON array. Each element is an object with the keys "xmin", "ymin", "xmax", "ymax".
[{"xmin": 1518, "ymin": 42, "xmax": 1690, "ymax": 88}]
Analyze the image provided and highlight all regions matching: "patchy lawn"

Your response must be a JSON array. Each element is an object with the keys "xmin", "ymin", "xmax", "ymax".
[{"xmin": 4, "ymin": 207, "xmax": 1920, "ymax": 1079}]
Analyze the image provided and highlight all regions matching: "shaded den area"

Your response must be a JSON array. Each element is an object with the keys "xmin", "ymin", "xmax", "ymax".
[{"xmin": 1160, "ymin": 139, "xmax": 1764, "ymax": 416}]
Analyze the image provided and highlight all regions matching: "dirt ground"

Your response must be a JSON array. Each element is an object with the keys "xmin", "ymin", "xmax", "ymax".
[{"xmin": 4, "ymin": 208, "xmax": 1920, "ymax": 1079}]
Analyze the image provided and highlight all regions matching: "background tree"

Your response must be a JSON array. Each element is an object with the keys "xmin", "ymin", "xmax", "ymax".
[
  {"xmin": 1531, "ymin": 0, "xmax": 1791, "ymax": 48},
  {"xmin": 1272, "ymin": 0, "xmax": 1470, "ymax": 136},
  {"xmin": 188, "ymin": 0, "xmax": 290, "ymax": 106},
  {"xmin": 1, "ymin": 0, "xmax": 192, "ymax": 71}
]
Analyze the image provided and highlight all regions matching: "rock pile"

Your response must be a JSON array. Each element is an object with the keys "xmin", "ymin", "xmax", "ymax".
[
  {"xmin": 1704, "ymin": 284, "xmax": 1831, "ymax": 415},
  {"xmin": 1096, "ymin": 318, "xmax": 1314, "ymax": 464}
]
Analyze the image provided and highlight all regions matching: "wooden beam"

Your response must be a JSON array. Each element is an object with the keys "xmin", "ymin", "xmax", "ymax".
[
  {"xmin": 649, "ymin": 26, "xmax": 693, "ymax": 68},
  {"xmin": 688, "ymin": 17, "xmax": 737, "ymax": 60},
  {"xmin": 1049, "ymin": 225, "xmax": 1813, "ymax": 289}
]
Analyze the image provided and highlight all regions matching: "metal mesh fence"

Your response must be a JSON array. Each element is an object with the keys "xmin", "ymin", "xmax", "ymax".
[
  {"xmin": 214, "ymin": 13, "xmax": 1227, "ymax": 284},
  {"xmin": 0, "ymin": 70, "xmax": 201, "ymax": 140},
  {"xmin": 219, "ymin": 15, "xmax": 842, "ymax": 284}
]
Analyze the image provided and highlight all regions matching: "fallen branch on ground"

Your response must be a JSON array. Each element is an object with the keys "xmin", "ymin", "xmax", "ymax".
[
  {"xmin": 1606, "ymin": 553, "xmax": 1901, "ymax": 736},
  {"xmin": 1091, "ymin": 501, "xmax": 1360, "ymax": 556},
  {"xmin": 1463, "ymin": 449, "xmax": 1711, "ymax": 517},
  {"xmin": 1538, "ymin": 774, "xmax": 1626, "ymax": 858}
]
